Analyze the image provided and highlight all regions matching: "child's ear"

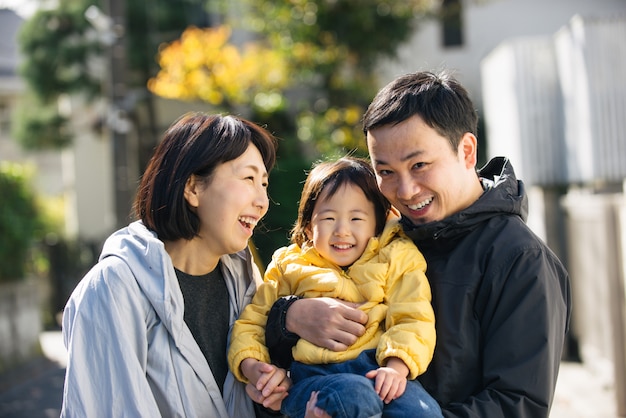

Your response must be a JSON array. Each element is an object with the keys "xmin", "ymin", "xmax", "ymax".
[
  {"xmin": 304, "ymin": 225, "xmax": 313, "ymax": 241},
  {"xmin": 183, "ymin": 175, "xmax": 200, "ymax": 208}
]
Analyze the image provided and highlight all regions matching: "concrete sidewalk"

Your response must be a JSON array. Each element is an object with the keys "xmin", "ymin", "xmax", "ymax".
[
  {"xmin": 551, "ymin": 360, "xmax": 619, "ymax": 417},
  {"xmin": 0, "ymin": 331, "xmax": 621, "ymax": 417}
]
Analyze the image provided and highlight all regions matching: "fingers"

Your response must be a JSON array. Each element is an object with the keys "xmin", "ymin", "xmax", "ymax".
[
  {"xmin": 254, "ymin": 369, "xmax": 274, "ymax": 392},
  {"xmin": 261, "ymin": 388, "xmax": 288, "ymax": 411},
  {"xmin": 336, "ymin": 301, "xmax": 369, "ymax": 325},
  {"xmin": 304, "ymin": 391, "xmax": 319, "ymax": 418},
  {"xmin": 245, "ymin": 382, "xmax": 264, "ymax": 404},
  {"xmin": 306, "ymin": 391, "xmax": 319, "ymax": 409},
  {"xmin": 260, "ymin": 366, "xmax": 288, "ymax": 397},
  {"xmin": 369, "ymin": 369, "xmax": 407, "ymax": 404},
  {"xmin": 246, "ymin": 370, "xmax": 290, "ymax": 413},
  {"xmin": 287, "ymin": 298, "xmax": 368, "ymax": 350},
  {"xmin": 305, "ymin": 391, "xmax": 331, "ymax": 418}
]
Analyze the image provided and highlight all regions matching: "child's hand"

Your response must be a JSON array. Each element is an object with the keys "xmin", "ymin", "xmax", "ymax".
[
  {"xmin": 365, "ymin": 357, "xmax": 408, "ymax": 404},
  {"xmin": 241, "ymin": 359, "xmax": 290, "ymax": 411}
]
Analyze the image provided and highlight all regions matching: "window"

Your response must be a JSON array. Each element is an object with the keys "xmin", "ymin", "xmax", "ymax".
[
  {"xmin": 0, "ymin": 100, "xmax": 10, "ymax": 138},
  {"xmin": 441, "ymin": 0, "xmax": 464, "ymax": 47}
]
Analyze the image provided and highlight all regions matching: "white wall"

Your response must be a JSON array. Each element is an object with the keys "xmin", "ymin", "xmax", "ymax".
[
  {"xmin": 66, "ymin": 97, "xmax": 116, "ymax": 241},
  {"xmin": 378, "ymin": 0, "xmax": 626, "ymax": 111}
]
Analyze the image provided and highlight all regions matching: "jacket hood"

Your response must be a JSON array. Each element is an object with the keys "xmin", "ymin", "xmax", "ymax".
[
  {"xmin": 99, "ymin": 221, "xmax": 184, "ymax": 340},
  {"xmin": 401, "ymin": 156, "xmax": 528, "ymax": 243}
]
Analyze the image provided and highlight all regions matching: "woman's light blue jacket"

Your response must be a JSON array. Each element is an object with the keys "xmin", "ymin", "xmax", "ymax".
[{"xmin": 61, "ymin": 221, "xmax": 261, "ymax": 417}]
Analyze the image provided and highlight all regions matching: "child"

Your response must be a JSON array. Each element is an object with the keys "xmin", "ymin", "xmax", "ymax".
[{"xmin": 228, "ymin": 156, "xmax": 441, "ymax": 418}]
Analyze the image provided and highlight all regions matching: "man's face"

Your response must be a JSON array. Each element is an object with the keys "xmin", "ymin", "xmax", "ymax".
[{"xmin": 366, "ymin": 114, "xmax": 483, "ymax": 225}]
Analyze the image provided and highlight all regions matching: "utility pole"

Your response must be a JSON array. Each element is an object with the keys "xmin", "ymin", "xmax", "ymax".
[{"xmin": 103, "ymin": 0, "xmax": 133, "ymax": 229}]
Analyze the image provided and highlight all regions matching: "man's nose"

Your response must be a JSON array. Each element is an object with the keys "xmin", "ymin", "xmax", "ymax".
[{"xmin": 397, "ymin": 175, "xmax": 419, "ymax": 201}]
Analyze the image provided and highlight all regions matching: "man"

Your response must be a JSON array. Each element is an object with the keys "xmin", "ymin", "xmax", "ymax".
[{"xmin": 253, "ymin": 70, "xmax": 571, "ymax": 417}]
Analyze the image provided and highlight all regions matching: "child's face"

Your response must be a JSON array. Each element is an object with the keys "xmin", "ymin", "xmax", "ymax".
[{"xmin": 306, "ymin": 182, "xmax": 378, "ymax": 267}]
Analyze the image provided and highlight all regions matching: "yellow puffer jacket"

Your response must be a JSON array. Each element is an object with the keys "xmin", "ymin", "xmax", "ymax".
[{"xmin": 228, "ymin": 218, "xmax": 436, "ymax": 382}]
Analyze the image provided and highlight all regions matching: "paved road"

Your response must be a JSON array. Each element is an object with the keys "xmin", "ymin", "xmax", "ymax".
[
  {"xmin": 0, "ymin": 365, "xmax": 64, "ymax": 418},
  {"xmin": 0, "ymin": 332, "xmax": 620, "ymax": 417},
  {"xmin": 0, "ymin": 332, "xmax": 65, "ymax": 418}
]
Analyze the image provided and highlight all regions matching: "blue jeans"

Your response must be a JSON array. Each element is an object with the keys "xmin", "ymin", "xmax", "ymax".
[{"xmin": 281, "ymin": 349, "xmax": 442, "ymax": 418}]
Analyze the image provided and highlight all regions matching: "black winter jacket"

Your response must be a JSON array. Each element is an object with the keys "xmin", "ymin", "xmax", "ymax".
[{"xmin": 266, "ymin": 157, "xmax": 571, "ymax": 418}]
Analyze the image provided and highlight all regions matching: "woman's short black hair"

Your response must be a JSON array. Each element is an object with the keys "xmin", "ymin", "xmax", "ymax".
[{"xmin": 134, "ymin": 112, "xmax": 277, "ymax": 241}]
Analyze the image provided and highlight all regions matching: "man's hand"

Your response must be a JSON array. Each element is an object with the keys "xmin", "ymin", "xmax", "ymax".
[
  {"xmin": 286, "ymin": 297, "xmax": 368, "ymax": 351},
  {"xmin": 242, "ymin": 359, "xmax": 290, "ymax": 411}
]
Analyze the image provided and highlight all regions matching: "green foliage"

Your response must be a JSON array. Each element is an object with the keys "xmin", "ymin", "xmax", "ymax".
[
  {"xmin": 238, "ymin": 0, "xmax": 430, "ymax": 71},
  {"xmin": 221, "ymin": 0, "xmax": 434, "ymax": 156},
  {"xmin": 12, "ymin": 94, "xmax": 72, "ymax": 149},
  {"xmin": 15, "ymin": 0, "xmax": 209, "ymax": 151},
  {"xmin": 0, "ymin": 163, "xmax": 44, "ymax": 282},
  {"xmin": 253, "ymin": 156, "xmax": 312, "ymax": 265},
  {"xmin": 126, "ymin": 0, "xmax": 210, "ymax": 81},
  {"xmin": 15, "ymin": 1, "xmax": 101, "ymax": 149},
  {"xmin": 18, "ymin": 4, "xmax": 102, "ymax": 102}
]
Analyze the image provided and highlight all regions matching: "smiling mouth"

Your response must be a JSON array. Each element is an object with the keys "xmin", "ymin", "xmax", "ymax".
[
  {"xmin": 408, "ymin": 196, "xmax": 433, "ymax": 211},
  {"xmin": 238, "ymin": 216, "xmax": 258, "ymax": 229},
  {"xmin": 332, "ymin": 244, "xmax": 354, "ymax": 250}
]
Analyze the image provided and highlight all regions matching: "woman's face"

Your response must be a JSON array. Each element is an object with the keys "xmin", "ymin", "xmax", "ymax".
[{"xmin": 186, "ymin": 143, "xmax": 269, "ymax": 259}]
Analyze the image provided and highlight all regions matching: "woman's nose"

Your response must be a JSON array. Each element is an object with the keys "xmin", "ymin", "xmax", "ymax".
[{"xmin": 255, "ymin": 188, "xmax": 270, "ymax": 215}]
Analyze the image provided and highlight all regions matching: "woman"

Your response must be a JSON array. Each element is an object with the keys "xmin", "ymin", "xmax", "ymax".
[{"xmin": 60, "ymin": 113, "xmax": 287, "ymax": 417}]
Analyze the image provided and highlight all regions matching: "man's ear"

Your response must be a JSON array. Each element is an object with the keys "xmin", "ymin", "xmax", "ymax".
[
  {"xmin": 183, "ymin": 175, "xmax": 200, "ymax": 208},
  {"xmin": 460, "ymin": 132, "xmax": 478, "ymax": 169}
]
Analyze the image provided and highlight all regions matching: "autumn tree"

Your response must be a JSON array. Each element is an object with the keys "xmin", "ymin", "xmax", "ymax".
[
  {"xmin": 15, "ymin": 0, "xmax": 211, "ymax": 154},
  {"xmin": 149, "ymin": 0, "xmax": 436, "ymax": 262}
]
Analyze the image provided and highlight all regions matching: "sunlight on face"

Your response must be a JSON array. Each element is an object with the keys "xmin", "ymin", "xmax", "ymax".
[
  {"xmin": 367, "ymin": 115, "xmax": 482, "ymax": 225},
  {"xmin": 306, "ymin": 183, "xmax": 377, "ymax": 267},
  {"xmin": 193, "ymin": 144, "xmax": 269, "ymax": 259}
]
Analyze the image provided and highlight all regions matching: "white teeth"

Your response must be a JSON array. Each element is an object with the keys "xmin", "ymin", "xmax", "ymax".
[
  {"xmin": 238, "ymin": 216, "xmax": 258, "ymax": 227},
  {"xmin": 408, "ymin": 197, "xmax": 433, "ymax": 211},
  {"xmin": 333, "ymin": 244, "xmax": 353, "ymax": 250}
]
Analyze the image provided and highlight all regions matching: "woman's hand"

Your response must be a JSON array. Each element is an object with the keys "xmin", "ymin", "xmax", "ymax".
[{"xmin": 286, "ymin": 297, "xmax": 368, "ymax": 351}]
